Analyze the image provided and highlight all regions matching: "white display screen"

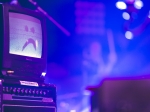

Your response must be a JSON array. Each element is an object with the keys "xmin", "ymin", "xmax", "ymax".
[{"xmin": 9, "ymin": 12, "xmax": 42, "ymax": 58}]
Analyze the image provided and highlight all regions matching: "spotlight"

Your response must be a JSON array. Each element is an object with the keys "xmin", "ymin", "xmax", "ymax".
[
  {"xmin": 125, "ymin": 31, "xmax": 133, "ymax": 39},
  {"xmin": 134, "ymin": 0, "xmax": 143, "ymax": 9},
  {"xmin": 122, "ymin": 12, "xmax": 130, "ymax": 20},
  {"xmin": 116, "ymin": 1, "xmax": 127, "ymax": 10},
  {"xmin": 116, "ymin": 0, "xmax": 147, "ymax": 37}
]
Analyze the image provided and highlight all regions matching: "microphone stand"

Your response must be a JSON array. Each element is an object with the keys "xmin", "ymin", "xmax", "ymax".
[{"xmin": 28, "ymin": 0, "xmax": 71, "ymax": 37}]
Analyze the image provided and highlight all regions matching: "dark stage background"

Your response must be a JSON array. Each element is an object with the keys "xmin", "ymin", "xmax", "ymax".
[{"xmin": 1, "ymin": 0, "xmax": 150, "ymax": 111}]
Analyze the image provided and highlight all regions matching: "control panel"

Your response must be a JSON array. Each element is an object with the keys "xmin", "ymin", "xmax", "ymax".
[{"xmin": 0, "ymin": 79, "xmax": 56, "ymax": 103}]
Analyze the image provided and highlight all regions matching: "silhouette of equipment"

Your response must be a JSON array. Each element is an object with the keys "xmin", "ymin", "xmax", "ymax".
[
  {"xmin": 0, "ymin": 2, "xmax": 57, "ymax": 112},
  {"xmin": 88, "ymin": 77, "xmax": 150, "ymax": 112}
]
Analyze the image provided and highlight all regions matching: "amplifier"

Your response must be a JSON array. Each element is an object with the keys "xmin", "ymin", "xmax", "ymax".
[{"xmin": 0, "ymin": 79, "xmax": 56, "ymax": 112}]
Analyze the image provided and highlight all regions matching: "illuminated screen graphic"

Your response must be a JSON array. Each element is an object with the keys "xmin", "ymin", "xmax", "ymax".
[{"xmin": 9, "ymin": 12, "xmax": 42, "ymax": 58}]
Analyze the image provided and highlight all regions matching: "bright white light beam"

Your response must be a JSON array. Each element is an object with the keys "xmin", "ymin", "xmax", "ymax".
[
  {"xmin": 116, "ymin": 1, "xmax": 127, "ymax": 10},
  {"xmin": 134, "ymin": 0, "xmax": 143, "ymax": 9},
  {"xmin": 125, "ymin": 31, "xmax": 133, "ymax": 39},
  {"xmin": 122, "ymin": 12, "xmax": 130, "ymax": 20}
]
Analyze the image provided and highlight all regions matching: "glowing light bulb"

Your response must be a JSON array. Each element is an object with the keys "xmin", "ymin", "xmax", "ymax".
[
  {"xmin": 122, "ymin": 12, "xmax": 130, "ymax": 20},
  {"xmin": 116, "ymin": 1, "xmax": 127, "ymax": 10},
  {"xmin": 134, "ymin": 0, "xmax": 143, "ymax": 9},
  {"xmin": 125, "ymin": 31, "xmax": 133, "ymax": 39}
]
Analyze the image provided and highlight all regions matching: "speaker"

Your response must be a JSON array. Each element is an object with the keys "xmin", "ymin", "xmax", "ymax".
[
  {"xmin": 89, "ymin": 77, "xmax": 150, "ymax": 112},
  {"xmin": 0, "ymin": 79, "xmax": 57, "ymax": 112}
]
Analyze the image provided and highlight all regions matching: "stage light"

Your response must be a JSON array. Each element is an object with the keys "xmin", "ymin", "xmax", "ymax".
[
  {"xmin": 122, "ymin": 12, "xmax": 130, "ymax": 20},
  {"xmin": 125, "ymin": 31, "xmax": 133, "ymax": 39},
  {"xmin": 116, "ymin": 1, "xmax": 127, "ymax": 10},
  {"xmin": 41, "ymin": 72, "xmax": 46, "ymax": 77},
  {"xmin": 116, "ymin": 0, "xmax": 147, "ymax": 37},
  {"xmin": 134, "ymin": 0, "xmax": 143, "ymax": 9}
]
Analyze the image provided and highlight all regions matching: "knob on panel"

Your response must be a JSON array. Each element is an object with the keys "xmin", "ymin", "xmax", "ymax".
[
  {"xmin": 36, "ymin": 90, "xmax": 39, "ymax": 94},
  {"xmin": 40, "ymin": 90, "xmax": 42, "ymax": 95},
  {"xmin": 32, "ymin": 89, "xmax": 36, "ymax": 94},
  {"xmin": 13, "ymin": 88, "xmax": 17, "ymax": 93},
  {"xmin": 21, "ymin": 89, "xmax": 24, "ymax": 93},
  {"xmin": 17, "ymin": 88, "xmax": 21, "ymax": 94},
  {"xmin": 28, "ymin": 89, "xmax": 32, "ymax": 95}
]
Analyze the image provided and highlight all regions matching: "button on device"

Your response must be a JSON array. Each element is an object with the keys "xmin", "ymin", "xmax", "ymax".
[
  {"xmin": 28, "ymin": 89, "xmax": 32, "ymax": 95},
  {"xmin": 25, "ymin": 89, "xmax": 28, "ymax": 94},
  {"xmin": 13, "ymin": 88, "xmax": 16, "ymax": 92},
  {"xmin": 32, "ymin": 89, "xmax": 36, "ymax": 95},
  {"xmin": 21, "ymin": 89, "xmax": 24, "ymax": 94},
  {"xmin": 17, "ymin": 88, "xmax": 21, "ymax": 94},
  {"xmin": 40, "ymin": 90, "xmax": 42, "ymax": 95},
  {"xmin": 43, "ymin": 91, "xmax": 46, "ymax": 96},
  {"xmin": 36, "ymin": 90, "xmax": 39, "ymax": 95}
]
